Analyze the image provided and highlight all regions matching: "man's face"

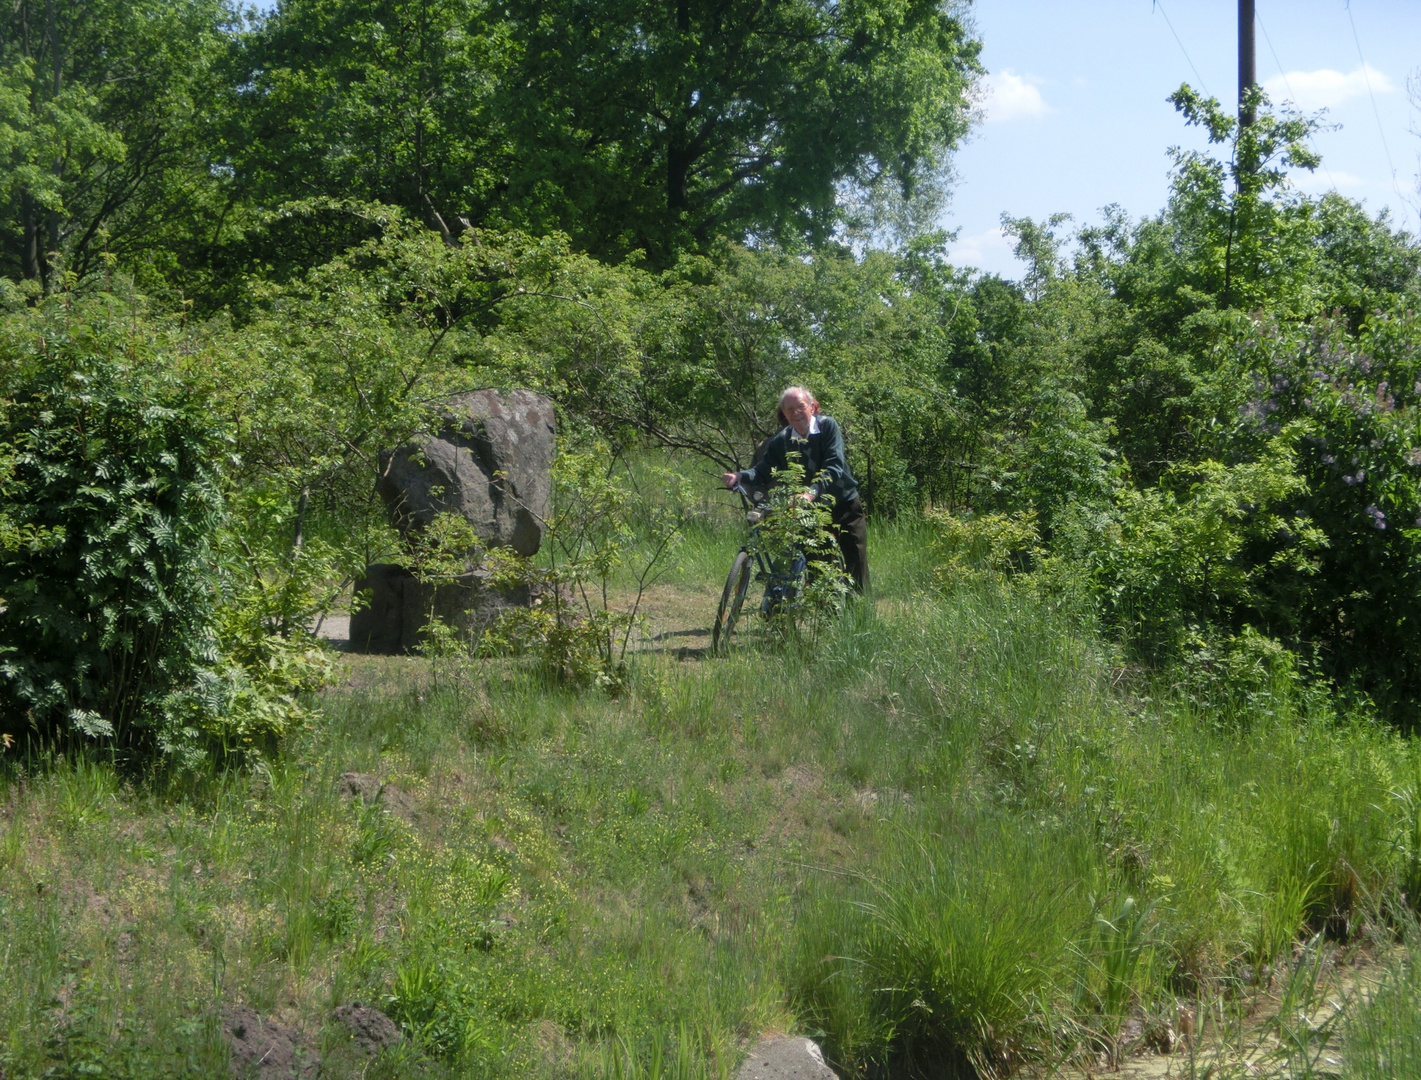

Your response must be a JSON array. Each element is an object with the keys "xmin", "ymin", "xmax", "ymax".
[{"xmin": 781, "ymin": 392, "xmax": 815, "ymax": 436}]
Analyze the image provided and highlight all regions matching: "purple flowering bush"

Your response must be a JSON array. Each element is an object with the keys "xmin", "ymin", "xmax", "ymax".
[
  {"xmin": 1079, "ymin": 303, "xmax": 1421, "ymax": 720},
  {"xmin": 1232, "ymin": 307, "xmax": 1421, "ymax": 718}
]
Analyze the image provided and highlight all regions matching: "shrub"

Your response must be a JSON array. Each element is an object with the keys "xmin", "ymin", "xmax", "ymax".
[
  {"xmin": 928, "ymin": 508, "xmax": 1042, "ymax": 590},
  {"xmin": 480, "ymin": 443, "xmax": 689, "ymax": 689},
  {"xmin": 746, "ymin": 460, "xmax": 849, "ymax": 646},
  {"xmin": 1237, "ymin": 312, "xmax": 1421, "ymax": 723},
  {"xmin": 0, "ymin": 298, "xmax": 248, "ymax": 760}
]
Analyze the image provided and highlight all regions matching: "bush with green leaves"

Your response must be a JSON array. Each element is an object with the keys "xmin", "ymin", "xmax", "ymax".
[
  {"xmin": 0, "ymin": 298, "xmax": 230, "ymax": 755},
  {"xmin": 1231, "ymin": 311, "xmax": 1421, "ymax": 721},
  {"xmin": 928, "ymin": 508, "xmax": 1042, "ymax": 590},
  {"xmin": 1076, "ymin": 436, "xmax": 1323, "ymax": 659},
  {"xmin": 480, "ymin": 442, "xmax": 689, "ymax": 689},
  {"xmin": 743, "ymin": 460, "xmax": 851, "ymax": 646},
  {"xmin": 0, "ymin": 297, "xmax": 325, "ymax": 760}
]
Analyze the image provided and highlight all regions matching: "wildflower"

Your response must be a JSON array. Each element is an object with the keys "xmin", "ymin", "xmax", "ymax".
[{"xmin": 1365, "ymin": 505, "xmax": 1387, "ymax": 530}]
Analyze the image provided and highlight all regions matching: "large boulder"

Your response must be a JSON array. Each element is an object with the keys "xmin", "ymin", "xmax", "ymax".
[
  {"xmin": 377, "ymin": 389, "xmax": 555, "ymax": 557},
  {"xmin": 348, "ymin": 563, "xmax": 534, "ymax": 655}
]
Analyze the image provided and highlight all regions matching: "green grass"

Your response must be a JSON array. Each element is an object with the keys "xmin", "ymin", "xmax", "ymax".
[
  {"xmin": 1344, "ymin": 926, "xmax": 1421, "ymax": 1079},
  {"xmin": 2, "ymin": 515, "xmax": 1421, "ymax": 1078}
]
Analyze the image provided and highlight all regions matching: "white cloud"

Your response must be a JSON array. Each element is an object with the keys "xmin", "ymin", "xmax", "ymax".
[
  {"xmin": 948, "ymin": 227, "xmax": 1016, "ymax": 270},
  {"xmin": 1262, "ymin": 63, "xmax": 1396, "ymax": 111},
  {"xmin": 980, "ymin": 69, "xmax": 1051, "ymax": 123}
]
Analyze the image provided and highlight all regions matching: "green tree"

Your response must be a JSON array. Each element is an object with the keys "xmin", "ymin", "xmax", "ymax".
[
  {"xmin": 234, "ymin": 0, "xmax": 981, "ymax": 268},
  {"xmin": 500, "ymin": 0, "xmax": 982, "ymax": 263},
  {"xmin": 230, "ymin": 0, "xmax": 513, "ymax": 247},
  {"xmin": 0, "ymin": 0, "xmax": 237, "ymax": 293},
  {"xmin": 1067, "ymin": 88, "xmax": 1419, "ymax": 486},
  {"xmin": 1035, "ymin": 88, "xmax": 1421, "ymax": 719}
]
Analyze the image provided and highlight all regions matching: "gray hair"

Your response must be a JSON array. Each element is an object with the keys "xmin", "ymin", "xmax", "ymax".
[{"xmin": 778, "ymin": 385, "xmax": 817, "ymax": 408}]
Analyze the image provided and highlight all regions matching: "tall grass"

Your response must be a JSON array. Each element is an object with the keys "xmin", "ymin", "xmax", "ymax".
[
  {"xmin": 778, "ymin": 582, "xmax": 1419, "ymax": 1075},
  {"xmin": 1343, "ymin": 926, "xmax": 1421, "ymax": 1079}
]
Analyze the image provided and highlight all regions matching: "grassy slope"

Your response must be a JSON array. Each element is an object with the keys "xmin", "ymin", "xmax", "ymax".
[{"xmin": 2, "ymin": 513, "xmax": 1421, "ymax": 1079}]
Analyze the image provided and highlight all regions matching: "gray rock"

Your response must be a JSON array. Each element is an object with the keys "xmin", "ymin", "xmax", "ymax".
[
  {"xmin": 377, "ymin": 388, "xmax": 555, "ymax": 557},
  {"xmin": 348, "ymin": 563, "xmax": 534, "ymax": 655},
  {"xmin": 736, "ymin": 1037, "xmax": 838, "ymax": 1080}
]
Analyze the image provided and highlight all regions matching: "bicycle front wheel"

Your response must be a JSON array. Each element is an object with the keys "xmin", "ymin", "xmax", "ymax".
[{"xmin": 712, "ymin": 550, "xmax": 754, "ymax": 654}]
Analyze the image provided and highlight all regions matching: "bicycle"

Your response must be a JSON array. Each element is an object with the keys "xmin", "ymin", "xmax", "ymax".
[{"xmin": 712, "ymin": 482, "xmax": 844, "ymax": 654}]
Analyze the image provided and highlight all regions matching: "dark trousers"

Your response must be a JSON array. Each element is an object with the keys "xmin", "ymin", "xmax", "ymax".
[{"xmin": 831, "ymin": 497, "xmax": 870, "ymax": 593}]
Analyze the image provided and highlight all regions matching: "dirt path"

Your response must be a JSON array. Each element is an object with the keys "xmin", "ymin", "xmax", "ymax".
[
  {"xmin": 1044, "ymin": 946, "xmax": 1388, "ymax": 1080},
  {"xmin": 312, "ymin": 581, "xmax": 723, "ymax": 658}
]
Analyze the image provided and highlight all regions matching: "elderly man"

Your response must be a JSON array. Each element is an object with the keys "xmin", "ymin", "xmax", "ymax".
[{"xmin": 720, "ymin": 386, "xmax": 869, "ymax": 593}]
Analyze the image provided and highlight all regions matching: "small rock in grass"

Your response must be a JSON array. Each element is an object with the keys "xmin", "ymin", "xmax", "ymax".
[{"xmin": 736, "ymin": 1036, "xmax": 838, "ymax": 1080}]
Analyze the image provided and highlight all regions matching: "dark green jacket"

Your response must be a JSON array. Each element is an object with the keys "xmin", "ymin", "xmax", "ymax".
[{"xmin": 736, "ymin": 416, "xmax": 859, "ymax": 505}]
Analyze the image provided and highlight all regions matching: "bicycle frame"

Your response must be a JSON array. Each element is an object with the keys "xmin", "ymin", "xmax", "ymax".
[
  {"xmin": 715, "ymin": 480, "xmax": 841, "ymax": 653},
  {"xmin": 732, "ymin": 484, "xmax": 811, "ymax": 616}
]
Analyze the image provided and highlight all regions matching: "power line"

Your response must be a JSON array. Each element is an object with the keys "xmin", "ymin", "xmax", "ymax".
[
  {"xmin": 1343, "ymin": 0, "xmax": 1410, "ymax": 218},
  {"xmin": 1255, "ymin": 8, "xmax": 1340, "ymax": 193},
  {"xmin": 1152, "ymin": 0, "xmax": 1210, "ymax": 98}
]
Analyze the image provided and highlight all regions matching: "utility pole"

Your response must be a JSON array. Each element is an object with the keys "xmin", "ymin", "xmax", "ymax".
[{"xmin": 1238, "ymin": 0, "xmax": 1256, "ymax": 127}]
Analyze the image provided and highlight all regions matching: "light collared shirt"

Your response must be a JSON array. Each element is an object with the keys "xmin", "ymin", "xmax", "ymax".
[{"xmin": 790, "ymin": 415, "xmax": 820, "ymax": 439}]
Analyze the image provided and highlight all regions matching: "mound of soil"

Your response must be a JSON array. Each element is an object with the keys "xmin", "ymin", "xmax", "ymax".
[
  {"xmin": 334, "ymin": 1001, "xmax": 404, "ymax": 1055},
  {"xmin": 339, "ymin": 772, "xmax": 421, "ymax": 823},
  {"xmin": 221, "ymin": 1004, "xmax": 317, "ymax": 1078}
]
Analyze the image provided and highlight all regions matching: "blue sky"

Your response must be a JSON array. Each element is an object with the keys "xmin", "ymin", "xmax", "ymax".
[{"xmin": 947, "ymin": 1, "xmax": 1421, "ymax": 277}]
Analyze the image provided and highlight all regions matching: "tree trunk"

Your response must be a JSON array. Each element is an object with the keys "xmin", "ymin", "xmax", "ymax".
[
  {"xmin": 43, "ymin": 0, "xmax": 63, "ymax": 290},
  {"xmin": 667, "ymin": 142, "xmax": 691, "ymax": 213},
  {"xmin": 22, "ymin": 194, "xmax": 42, "ymax": 282}
]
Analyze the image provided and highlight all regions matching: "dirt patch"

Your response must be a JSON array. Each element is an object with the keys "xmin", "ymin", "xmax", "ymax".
[
  {"xmin": 780, "ymin": 764, "xmax": 816, "ymax": 791},
  {"xmin": 854, "ymin": 786, "xmax": 913, "ymax": 812},
  {"xmin": 339, "ymin": 772, "xmax": 383, "ymax": 804},
  {"xmin": 55, "ymin": 874, "xmax": 115, "ymax": 932},
  {"xmin": 736, "ymin": 1036, "xmax": 838, "ymax": 1080},
  {"xmin": 333, "ymin": 1001, "xmax": 403, "ymax": 1055},
  {"xmin": 1045, "ymin": 947, "xmax": 1391, "ymax": 1080},
  {"xmin": 379, "ymin": 783, "xmax": 421, "ymax": 824},
  {"xmin": 608, "ymin": 583, "xmax": 719, "ymax": 657},
  {"xmin": 532, "ymin": 1017, "xmax": 576, "ymax": 1071},
  {"xmin": 312, "ymin": 612, "xmax": 350, "ymax": 649},
  {"xmin": 221, "ymin": 1004, "xmax": 317, "ymax": 1078},
  {"xmin": 339, "ymin": 771, "xmax": 421, "ymax": 824}
]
